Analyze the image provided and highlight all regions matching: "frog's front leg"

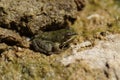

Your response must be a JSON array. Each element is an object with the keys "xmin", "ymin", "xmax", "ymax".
[
  {"xmin": 60, "ymin": 36, "xmax": 76, "ymax": 49},
  {"xmin": 31, "ymin": 39, "xmax": 54, "ymax": 55}
]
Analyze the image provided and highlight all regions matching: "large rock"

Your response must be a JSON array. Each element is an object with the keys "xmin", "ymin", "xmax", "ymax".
[{"xmin": 0, "ymin": 0, "xmax": 85, "ymax": 36}]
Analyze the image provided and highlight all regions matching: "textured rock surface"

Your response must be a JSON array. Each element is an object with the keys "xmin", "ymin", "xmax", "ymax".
[
  {"xmin": 61, "ymin": 34, "xmax": 120, "ymax": 80},
  {"xmin": 0, "ymin": 0, "xmax": 84, "ymax": 35},
  {"xmin": 1, "ymin": 34, "xmax": 120, "ymax": 80},
  {"xmin": 0, "ymin": 27, "xmax": 29, "ymax": 47},
  {"xmin": 0, "ymin": 0, "xmax": 120, "ymax": 80},
  {"xmin": 0, "ymin": 0, "xmax": 85, "ymax": 52}
]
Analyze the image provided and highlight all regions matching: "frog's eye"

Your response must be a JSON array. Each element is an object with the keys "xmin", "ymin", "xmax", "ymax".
[{"xmin": 66, "ymin": 32, "xmax": 77, "ymax": 36}]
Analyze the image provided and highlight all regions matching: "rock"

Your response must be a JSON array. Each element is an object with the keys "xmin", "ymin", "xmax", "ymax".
[
  {"xmin": 0, "ymin": 43, "xmax": 8, "ymax": 53},
  {"xmin": 0, "ymin": 0, "xmax": 85, "ymax": 48},
  {"xmin": 0, "ymin": 27, "xmax": 29, "ymax": 48},
  {"xmin": 61, "ymin": 34, "xmax": 120, "ymax": 79},
  {"xmin": 0, "ymin": 0, "xmax": 85, "ymax": 36}
]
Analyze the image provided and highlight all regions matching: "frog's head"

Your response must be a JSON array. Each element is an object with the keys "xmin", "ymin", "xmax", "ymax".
[
  {"xmin": 64, "ymin": 29, "xmax": 77, "ymax": 38},
  {"xmin": 59, "ymin": 29, "xmax": 77, "ymax": 49}
]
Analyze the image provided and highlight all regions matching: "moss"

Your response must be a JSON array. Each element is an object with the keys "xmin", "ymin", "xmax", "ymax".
[{"xmin": 71, "ymin": 0, "xmax": 120, "ymax": 42}]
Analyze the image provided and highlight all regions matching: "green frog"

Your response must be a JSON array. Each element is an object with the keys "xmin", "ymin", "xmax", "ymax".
[{"xmin": 31, "ymin": 28, "xmax": 77, "ymax": 55}]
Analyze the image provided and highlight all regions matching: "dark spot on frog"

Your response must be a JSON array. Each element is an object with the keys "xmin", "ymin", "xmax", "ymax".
[{"xmin": 30, "ymin": 28, "xmax": 77, "ymax": 55}]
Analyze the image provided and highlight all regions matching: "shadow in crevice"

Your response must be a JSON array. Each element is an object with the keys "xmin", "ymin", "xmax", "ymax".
[
  {"xmin": 41, "ymin": 15, "xmax": 76, "ymax": 32},
  {"xmin": 0, "ymin": 39, "xmax": 19, "ymax": 46}
]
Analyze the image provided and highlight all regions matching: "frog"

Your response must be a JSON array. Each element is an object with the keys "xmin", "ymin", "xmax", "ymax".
[{"xmin": 31, "ymin": 28, "xmax": 77, "ymax": 55}]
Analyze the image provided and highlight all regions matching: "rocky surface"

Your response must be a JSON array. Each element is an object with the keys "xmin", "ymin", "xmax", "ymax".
[
  {"xmin": 61, "ymin": 34, "xmax": 120, "ymax": 80},
  {"xmin": 0, "ymin": 0, "xmax": 120, "ymax": 80},
  {"xmin": 1, "ymin": 34, "xmax": 120, "ymax": 80},
  {"xmin": 0, "ymin": 0, "xmax": 84, "ymax": 35},
  {"xmin": 0, "ymin": 27, "xmax": 29, "ymax": 48},
  {"xmin": 0, "ymin": 0, "xmax": 85, "ymax": 53}
]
